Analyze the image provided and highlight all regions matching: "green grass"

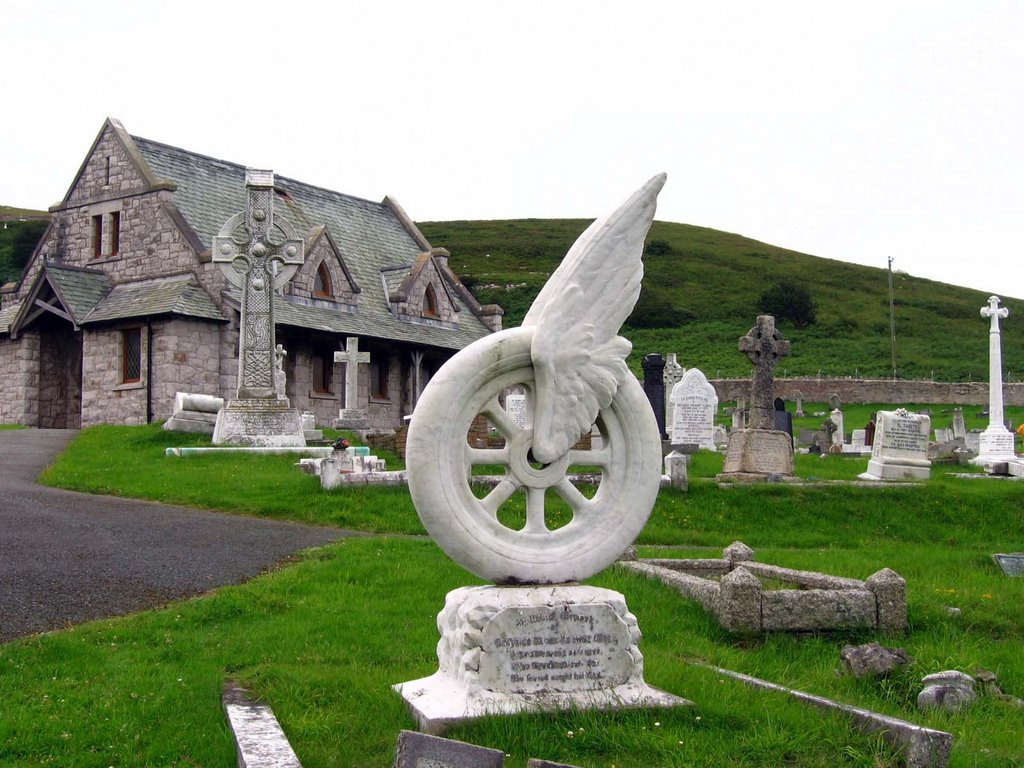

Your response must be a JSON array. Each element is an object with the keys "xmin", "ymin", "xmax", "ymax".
[
  {"xmin": 417, "ymin": 218, "xmax": 1024, "ymax": 382},
  {"xmin": 7, "ymin": 424, "xmax": 1024, "ymax": 766}
]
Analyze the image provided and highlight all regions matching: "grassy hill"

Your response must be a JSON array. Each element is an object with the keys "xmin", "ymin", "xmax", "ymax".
[
  {"xmin": 0, "ymin": 206, "xmax": 49, "ymax": 286},
  {"xmin": 419, "ymin": 218, "xmax": 1022, "ymax": 381}
]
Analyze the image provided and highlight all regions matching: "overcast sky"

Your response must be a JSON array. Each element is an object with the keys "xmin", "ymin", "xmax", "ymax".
[{"xmin": 2, "ymin": 0, "xmax": 1021, "ymax": 300}]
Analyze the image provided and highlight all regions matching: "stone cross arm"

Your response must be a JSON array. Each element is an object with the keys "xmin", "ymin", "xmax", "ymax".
[
  {"xmin": 739, "ymin": 315, "xmax": 791, "ymax": 367},
  {"xmin": 981, "ymin": 295, "xmax": 1009, "ymax": 325}
]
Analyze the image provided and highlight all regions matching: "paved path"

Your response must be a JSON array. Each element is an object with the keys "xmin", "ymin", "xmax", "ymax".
[{"xmin": 0, "ymin": 429, "xmax": 348, "ymax": 643}]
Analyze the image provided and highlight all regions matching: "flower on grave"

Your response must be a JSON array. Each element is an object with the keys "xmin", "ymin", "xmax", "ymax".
[{"xmin": 333, "ymin": 437, "xmax": 351, "ymax": 451}]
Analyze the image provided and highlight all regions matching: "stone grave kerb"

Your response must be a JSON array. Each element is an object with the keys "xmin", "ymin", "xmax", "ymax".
[
  {"xmin": 213, "ymin": 169, "xmax": 304, "ymax": 401},
  {"xmin": 738, "ymin": 315, "xmax": 790, "ymax": 430}
]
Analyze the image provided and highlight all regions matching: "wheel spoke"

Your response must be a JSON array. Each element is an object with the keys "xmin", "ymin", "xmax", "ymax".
[
  {"xmin": 569, "ymin": 447, "xmax": 610, "ymax": 468},
  {"xmin": 524, "ymin": 486, "xmax": 548, "ymax": 533},
  {"xmin": 466, "ymin": 446, "xmax": 510, "ymax": 467},
  {"xmin": 552, "ymin": 478, "xmax": 591, "ymax": 514},
  {"xmin": 479, "ymin": 478, "xmax": 519, "ymax": 517},
  {"xmin": 482, "ymin": 397, "xmax": 523, "ymax": 440}
]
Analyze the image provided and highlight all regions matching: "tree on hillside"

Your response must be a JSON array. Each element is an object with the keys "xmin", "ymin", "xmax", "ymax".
[{"xmin": 758, "ymin": 280, "xmax": 817, "ymax": 328}]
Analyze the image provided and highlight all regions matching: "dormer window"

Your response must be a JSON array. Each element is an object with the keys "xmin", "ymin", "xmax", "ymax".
[
  {"xmin": 314, "ymin": 262, "xmax": 333, "ymax": 298},
  {"xmin": 423, "ymin": 283, "xmax": 439, "ymax": 318}
]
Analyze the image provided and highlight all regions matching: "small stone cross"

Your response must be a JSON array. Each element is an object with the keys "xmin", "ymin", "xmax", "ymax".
[
  {"xmin": 738, "ymin": 315, "xmax": 790, "ymax": 430},
  {"xmin": 334, "ymin": 337, "xmax": 371, "ymax": 411},
  {"xmin": 212, "ymin": 170, "xmax": 305, "ymax": 399}
]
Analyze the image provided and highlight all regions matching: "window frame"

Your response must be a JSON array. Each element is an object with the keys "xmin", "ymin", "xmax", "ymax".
[
  {"xmin": 121, "ymin": 327, "xmax": 142, "ymax": 384},
  {"xmin": 313, "ymin": 261, "xmax": 333, "ymax": 298}
]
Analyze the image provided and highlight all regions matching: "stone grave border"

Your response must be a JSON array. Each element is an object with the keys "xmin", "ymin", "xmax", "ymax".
[{"xmin": 619, "ymin": 542, "xmax": 906, "ymax": 633}]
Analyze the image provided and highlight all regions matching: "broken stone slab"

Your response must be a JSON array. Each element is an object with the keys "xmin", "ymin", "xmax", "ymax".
[
  {"xmin": 917, "ymin": 671, "xmax": 977, "ymax": 713},
  {"xmin": 393, "ymin": 730, "xmax": 504, "ymax": 767},
  {"xmin": 527, "ymin": 760, "xmax": 583, "ymax": 768},
  {"xmin": 840, "ymin": 642, "xmax": 911, "ymax": 678},
  {"xmin": 699, "ymin": 664, "xmax": 952, "ymax": 768},
  {"xmin": 222, "ymin": 680, "xmax": 302, "ymax": 768}
]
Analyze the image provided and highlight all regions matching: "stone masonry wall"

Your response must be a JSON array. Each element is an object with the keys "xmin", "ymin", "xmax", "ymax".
[
  {"xmin": 288, "ymin": 238, "xmax": 358, "ymax": 306},
  {"xmin": 150, "ymin": 317, "xmax": 223, "ymax": 421},
  {"xmin": 0, "ymin": 332, "xmax": 39, "ymax": 425},
  {"xmin": 711, "ymin": 377, "xmax": 1024, "ymax": 407},
  {"xmin": 81, "ymin": 326, "xmax": 148, "ymax": 427}
]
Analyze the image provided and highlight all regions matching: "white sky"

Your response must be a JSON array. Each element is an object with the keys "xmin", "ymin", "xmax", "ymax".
[{"xmin": 2, "ymin": 0, "xmax": 1021, "ymax": 298}]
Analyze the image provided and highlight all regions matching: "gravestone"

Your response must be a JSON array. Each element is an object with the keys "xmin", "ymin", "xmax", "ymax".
[
  {"xmin": 720, "ymin": 315, "xmax": 794, "ymax": 479},
  {"xmin": 830, "ymin": 408, "xmax": 845, "ymax": 448},
  {"xmin": 992, "ymin": 553, "xmax": 1024, "ymax": 576},
  {"xmin": 662, "ymin": 353, "xmax": 684, "ymax": 428},
  {"xmin": 334, "ymin": 336, "xmax": 371, "ymax": 429},
  {"xmin": 972, "ymin": 296, "xmax": 1017, "ymax": 467},
  {"xmin": 669, "ymin": 368, "xmax": 718, "ymax": 450},
  {"xmin": 731, "ymin": 407, "xmax": 745, "ymax": 430},
  {"xmin": 505, "ymin": 390, "xmax": 528, "ymax": 430},
  {"xmin": 828, "ymin": 393, "xmax": 842, "ymax": 411},
  {"xmin": 849, "ymin": 429, "xmax": 867, "ymax": 452},
  {"xmin": 393, "ymin": 730, "xmax": 504, "ymax": 768},
  {"xmin": 951, "ymin": 408, "xmax": 967, "ymax": 441},
  {"xmin": 163, "ymin": 392, "xmax": 225, "ymax": 434},
  {"xmin": 641, "ymin": 353, "xmax": 667, "ymax": 438},
  {"xmin": 212, "ymin": 170, "xmax": 306, "ymax": 447},
  {"xmin": 793, "ymin": 389, "xmax": 805, "ymax": 418},
  {"xmin": 773, "ymin": 397, "xmax": 793, "ymax": 438},
  {"xmin": 858, "ymin": 408, "xmax": 931, "ymax": 481},
  {"xmin": 396, "ymin": 175, "xmax": 689, "ymax": 734},
  {"xmin": 865, "ymin": 418, "xmax": 876, "ymax": 447}
]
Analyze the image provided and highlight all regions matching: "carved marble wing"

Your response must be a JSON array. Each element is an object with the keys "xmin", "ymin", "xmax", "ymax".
[{"xmin": 523, "ymin": 173, "xmax": 666, "ymax": 464}]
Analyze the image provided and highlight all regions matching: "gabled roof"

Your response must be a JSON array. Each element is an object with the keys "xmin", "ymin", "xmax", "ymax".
[
  {"xmin": 83, "ymin": 274, "xmax": 227, "ymax": 325},
  {"xmin": 7, "ymin": 265, "xmax": 111, "ymax": 337},
  {"xmin": 126, "ymin": 131, "xmax": 497, "ymax": 347}
]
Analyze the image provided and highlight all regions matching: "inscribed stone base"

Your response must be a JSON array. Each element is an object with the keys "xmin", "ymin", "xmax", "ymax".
[
  {"xmin": 858, "ymin": 458, "xmax": 931, "ymax": 482},
  {"xmin": 718, "ymin": 429, "xmax": 794, "ymax": 479},
  {"xmin": 393, "ymin": 585, "xmax": 690, "ymax": 735},
  {"xmin": 162, "ymin": 411, "xmax": 218, "ymax": 434},
  {"xmin": 212, "ymin": 399, "xmax": 306, "ymax": 447},
  {"xmin": 333, "ymin": 409, "xmax": 370, "ymax": 429},
  {"xmin": 970, "ymin": 426, "xmax": 1017, "ymax": 468}
]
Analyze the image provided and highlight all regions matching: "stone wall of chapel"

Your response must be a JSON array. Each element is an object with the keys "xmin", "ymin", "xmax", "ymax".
[
  {"xmin": 67, "ymin": 127, "xmax": 148, "ymax": 204},
  {"xmin": 394, "ymin": 263, "xmax": 458, "ymax": 323},
  {"xmin": 150, "ymin": 318, "xmax": 224, "ymax": 421},
  {"xmin": 0, "ymin": 333, "xmax": 39, "ymax": 426},
  {"xmin": 81, "ymin": 326, "xmax": 148, "ymax": 427}
]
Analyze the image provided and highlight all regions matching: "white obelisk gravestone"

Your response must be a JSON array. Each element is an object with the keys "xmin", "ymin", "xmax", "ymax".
[{"xmin": 972, "ymin": 296, "xmax": 1016, "ymax": 466}]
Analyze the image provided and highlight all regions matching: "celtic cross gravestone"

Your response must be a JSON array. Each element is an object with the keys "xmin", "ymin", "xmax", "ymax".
[
  {"xmin": 738, "ymin": 315, "xmax": 790, "ymax": 430},
  {"xmin": 212, "ymin": 170, "xmax": 307, "ymax": 447}
]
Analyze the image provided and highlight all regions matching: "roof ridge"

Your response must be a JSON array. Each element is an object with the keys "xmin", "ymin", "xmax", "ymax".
[{"xmin": 44, "ymin": 264, "xmax": 109, "ymax": 276}]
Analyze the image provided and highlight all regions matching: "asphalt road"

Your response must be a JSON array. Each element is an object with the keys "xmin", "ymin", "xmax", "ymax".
[{"xmin": 0, "ymin": 429, "xmax": 348, "ymax": 643}]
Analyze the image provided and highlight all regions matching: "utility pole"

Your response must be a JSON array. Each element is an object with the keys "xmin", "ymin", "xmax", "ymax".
[{"xmin": 888, "ymin": 256, "xmax": 897, "ymax": 378}]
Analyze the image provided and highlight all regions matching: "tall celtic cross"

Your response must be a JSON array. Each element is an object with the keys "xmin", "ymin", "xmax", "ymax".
[
  {"xmin": 738, "ymin": 315, "xmax": 790, "ymax": 430},
  {"xmin": 213, "ymin": 170, "xmax": 305, "ymax": 399}
]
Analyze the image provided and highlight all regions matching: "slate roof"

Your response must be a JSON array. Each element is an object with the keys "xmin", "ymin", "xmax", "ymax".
[
  {"xmin": 83, "ymin": 274, "xmax": 227, "ymax": 325},
  {"xmin": 42, "ymin": 266, "xmax": 112, "ymax": 324},
  {"xmin": 131, "ymin": 135, "xmax": 494, "ymax": 350},
  {"xmin": 0, "ymin": 303, "xmax": 19, "ymax": 334}
]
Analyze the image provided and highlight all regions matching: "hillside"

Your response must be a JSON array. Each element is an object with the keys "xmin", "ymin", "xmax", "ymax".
[
  {"xmin": 0, "ymin": 206, "xmax": 49, "ymax": 286},
  {"xmin": 418, "ymin": 218, "xmax": 1022, "ymax": 381}
]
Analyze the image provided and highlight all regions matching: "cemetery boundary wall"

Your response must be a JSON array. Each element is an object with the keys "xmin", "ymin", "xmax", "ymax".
[{"xmin": 710, "ymin": 378, "xmax": 1024, "ymax": 407}]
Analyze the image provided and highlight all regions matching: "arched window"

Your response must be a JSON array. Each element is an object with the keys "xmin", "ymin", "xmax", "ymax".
[
  {"xmin": 423, "ymin": 283, "xmax": 439, "ymax": 318},
  {"xmin": 313, "ymin": 262, "xmax": 333, "ymax": 298}
]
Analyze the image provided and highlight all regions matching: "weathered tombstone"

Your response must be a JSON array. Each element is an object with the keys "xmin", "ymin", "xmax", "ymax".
[
  {"xmin": 934, "ymin": 427, "xmax": 954, "ymax": 443},
  {"xmin": 773, "ymin": 397, "xmax": 793, "ymax": 438},
  {"xmin": 333, "ymin": 336, "xmax": 371, "ymax": 429},
  {"xmin": 395, "ymin": 175, "xmax": 689, "ymax": 734},
  {"xmin": 212, "ymin": 170, "xmax": 306, "ymax": 447},
  {"xmin": 858, "ymin": 408, "xmax": 931, "ymax": 481},
  {"xmin": 712, "ymin": 424, "xmax": 728, "ymax": 449},
  {"xmin": 972, "ymin": 296, "xmax": 1017, "ymax": 467},
  {"xmin": 951, "ymin": 408, "xmax": 967, "ymax": 441},
  {"xmin": 828, "ymin": 393, "xmax": 842, "ymax": 411},
  {"xmin": 720, "ymin": 315, "xmax": 794, "ymax": 479},
  {"xmin": 504, "ymin": 390, "xmax": 528, "ymax": 430},
  {"xmin": 301, "ymin": 411, "xmax": 322, "ymax": 442},
  {"xmin": 992, "ymin": 553, "xmax": 1024, "ymax": 577},
  {"xmin": 865, "ymin": 418, "xmax": 876, "ymax": 447},
  {"xmin": 731, "ymin": 407, "xmax": 744, "ymax": 430},
  {"xmin": 393, "ymin": 730, "xmax": 504, "ymax": 768},
  {"xmin": 849, "ymin": 429, "xmax": 867, "ymax": 452},
  {"xmin": 664, "ymin": 450, "xmax": 688, "ymax": 490},
  {"xmin": 662, "ymin": 353, "xmax": 684, "ymax": 428},
  {"xmin": 793, "ymin": 389, "xmax": 805, "ymax": 418},
  {"xmin": 830, "ymin": 408, "xmax": 845, "ymax": 448},
  {"xmin": 642, "ymin": 353, "xmax": 667, "ymax": 438},
  {"xmin": 163, "ymin": 392, "xmax": 225, "ymax": 434},
  {"xmin": 669, "ymin": 368, "xmax": 718, "ymax": 450}
]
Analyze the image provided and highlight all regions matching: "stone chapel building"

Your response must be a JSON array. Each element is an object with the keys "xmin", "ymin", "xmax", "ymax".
[{"xmin": 0, "ymin": 118, "xmax": 502, "ymax": 430}]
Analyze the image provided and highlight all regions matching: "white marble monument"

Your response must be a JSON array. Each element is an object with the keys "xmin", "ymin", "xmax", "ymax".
[
  {"xmin": 972, "ymin": 296, "xmax": 1016, "ymax": 467},
  {"xmin": 396, "ymin": 175, "xmax": 688, "ymax": 733},
  {"xmin": 669, "ymin": 368, "xmax": 718, "ymax": 449},
  {"xmin": 858, "ymin": 408, "xmax": 931, "ymax": 481}
]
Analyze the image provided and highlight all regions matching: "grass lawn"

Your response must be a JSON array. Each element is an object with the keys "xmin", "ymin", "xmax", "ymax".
[{"xmin": 3, "ymin": 423, "xmax": 1022, "ymax": 767}]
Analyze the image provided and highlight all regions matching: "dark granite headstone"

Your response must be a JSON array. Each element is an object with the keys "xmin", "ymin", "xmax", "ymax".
[
  {"xmin": 774, "ymin": 410, "xmax": 793, "ymax": 437},
  {"xmin": 393, "ymin": 730, "xmax": 504, "ymax": 768},
  {"xmin": 642, "ymin": 353, "xmax": 667, "ymax": 438},
  {"xmin": 993, "ymin": 553, "xmax": 1024, "ymax": 577},
  {"xmin": 865, "ymin": 419, "xmax": 876, "ymax": 447},
  {"xmin": 774, "ymin": 397, "xmax": 786, "ymax": 412}
]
